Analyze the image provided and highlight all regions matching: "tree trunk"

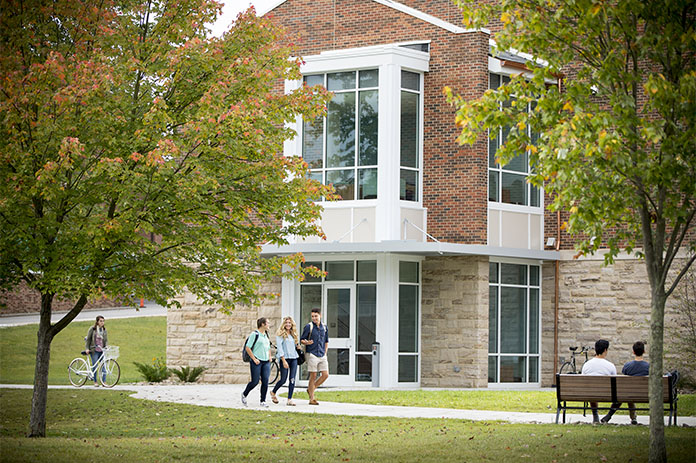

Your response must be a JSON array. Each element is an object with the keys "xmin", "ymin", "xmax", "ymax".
[
  {"xmin": 648, "ymin": 288, "xmax": 667, "ymax": 463},
  {"xmin": 28, "ymin": 293, "xmax": 55, "ymax": 437}
]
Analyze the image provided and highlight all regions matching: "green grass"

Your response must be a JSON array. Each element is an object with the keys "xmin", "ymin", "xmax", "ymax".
[
  {"xmin": 290, "ymin": 390, "xmax": 696, "ymax": 417},
  {"xmin": 1, "ymin": 388, "xmax": 694, "ymax": 463},
  {"xmin": 0, "ymin": 317, "xmax": 166, "ymax": 385}
]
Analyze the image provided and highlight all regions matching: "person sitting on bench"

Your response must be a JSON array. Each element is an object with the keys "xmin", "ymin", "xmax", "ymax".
[
  {"xmin": 601, "ymin": 341, "xmax": 649, "ymax": 424},
  {"xmin": 581, "ymin": 339, "xmax": 617, "ymax": 424}
]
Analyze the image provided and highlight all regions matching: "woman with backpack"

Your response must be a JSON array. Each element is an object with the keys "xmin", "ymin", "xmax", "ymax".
[
  {"xmin": 270, "ymin": 316, "xmax": 300, "ymax": 406},
  {"xmin": 85, "ymin": 315, "xmax": 108, "ymax": 387},
  {"xmin": 241, "ymin": 317, "xmax": 271, "ymax": 407}
]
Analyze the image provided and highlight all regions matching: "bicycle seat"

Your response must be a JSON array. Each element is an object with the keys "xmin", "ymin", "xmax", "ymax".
[{"xmin": 569, "ymin": 346, "xmax": 578, "ymax": 352}]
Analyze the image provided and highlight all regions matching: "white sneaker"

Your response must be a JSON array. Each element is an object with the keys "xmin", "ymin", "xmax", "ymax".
[
  {"xmin": 260, "ymin": 401, "xmax": 269, "ymax": 408},
  {"xmin": 241, "ymin": 393, "xmax": 247, "ymax": 406}
]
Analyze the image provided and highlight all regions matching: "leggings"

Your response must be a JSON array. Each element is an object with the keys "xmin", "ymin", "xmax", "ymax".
[{"xmin": 272, "ymin": 358, "xmax": 298, "ymax": 399}]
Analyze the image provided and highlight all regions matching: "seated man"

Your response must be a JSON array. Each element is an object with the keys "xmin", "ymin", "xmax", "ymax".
[
  {"xmin": 581, "ymin": 339, "xmax": 617, "ymax": 424},
  {"xmin": 601, "ymin": 341, "xmax": 649, "ymax": 424}
]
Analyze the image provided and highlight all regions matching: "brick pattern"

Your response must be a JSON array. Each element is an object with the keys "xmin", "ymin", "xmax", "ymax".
[
  {"xmin": 0, "ymin": 281, "xmax": 124, "ymax": 314},
  {"xmin": 166, "ymin": 278, "xmax": 282, "ymax": 383},
  {"xmin": 421, "ymin": 255, "xmax": 489, "ymax": 387}
]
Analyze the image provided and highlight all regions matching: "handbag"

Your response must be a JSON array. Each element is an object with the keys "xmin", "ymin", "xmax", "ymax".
[{"xmin": 296, "ymin": 346, "xmax": 306, "ymax": 365}]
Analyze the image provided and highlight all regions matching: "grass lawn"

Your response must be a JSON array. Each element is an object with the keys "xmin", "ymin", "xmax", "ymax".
[
  {"xmin": 0, "ymin": 317, "xmax": 166, "ymax": 385},
  {"xmin": 1, "ymin": 388, "xmax": 694, "ymax": 463},
  {"xmin": 291, "ymin": 390, "xmax": 696, "ymax": 417}
]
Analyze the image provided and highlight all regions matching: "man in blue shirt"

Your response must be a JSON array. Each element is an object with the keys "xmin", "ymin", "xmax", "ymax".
[
  {"xmin": 601, "ymin": 341, "xmax": 649, "ymax": 424},
  {"xmin": 300, "ymin": 308, "xmax": 329, "ymax": 405}
]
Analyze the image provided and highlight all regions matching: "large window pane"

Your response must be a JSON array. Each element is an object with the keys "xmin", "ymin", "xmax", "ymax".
[
  {"xmin": 399, "ymin": 285, "xmax": 418, "ymax": 353},
  {"xmin": 300, "ymin": 285, "xmax": 322, "ymax": 328},
  {"xmin": 327, "ymin": 92, "xmax": 356, "ymax": 168},
  {"xmin": 500, "ymin": 287, "xmax": 526, "ymax": 353},
  {"xmin": 325, "ymin": 261, "xmax": 354, "ymax": 281},
  {"xmin": 400, "ymin": 91, "xmax": 419, "ymax": 168},
  {"xmin": 399, "ymin": 261, "xmax": 419, "ymax": 283},
  {"xmin": 501, "ymin": 264, "xmax": 526, "ymax": 285},
  {"xmin": 327, "ymin": 288, "xmax": 350, "ymax": 338},
  {"xmin": 328, "ymin": 348, "xmax": 350, "ymax": 375},
  {"xmin": 401, "ymin": 70, "xmax": 420, "ymax": 91},
  {"xmin": 500, "ymin": 356, "xmax": 526, "ymax": 382},
  {"xmin": 358, "ymin": 168, "xmax": 377, "ymax": 199},
  {"xmin": 489, "ymin": 286, "xmax": 498, "ymax": 353},
  {"xmin": 501, "ymin": 172, "xmax": 527, "ymax": 205},
  {"xmin": 303, "ymin": 117, "xmax": 324, "ymax": 169},
  {"xmin": 529, "ymin": 288, "xmax": 539, "ymax": 354},
  {"xmin": 505, "ymin": 152, "xmax": 528, "ymax": 173},
  {"xmin": 327, "ymin": 71, "xmax": 355, "ymax": 91},
  {"xmin": 400, "ymin": 169, "xmax": 418, "ymax": 201},
  {"xmin": 359, "ymin": 69, "xmax": 379, "ymax": 88},
  {"xmin": 304, "ymin": 74, "xmax": 324, "ymax": 87},
  {"xmin": 358, "ymin": 90, "xmax": 378, "ymax": 166},
  {"xmin": 327, "ymin": 169, "xmax": 355, "ymax": 201},
  {"xmin": 357, "ymin": 285, "xmax": 376, "ymax": 351},
  {"xmin": 398, "ymin": 355, "xmax": 418, "ymax": 382}
]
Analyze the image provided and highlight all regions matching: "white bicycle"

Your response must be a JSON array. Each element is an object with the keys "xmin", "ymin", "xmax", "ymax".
[{"xmin": 68, "ymin": 345, "xmax": 121, "ymax": 388}]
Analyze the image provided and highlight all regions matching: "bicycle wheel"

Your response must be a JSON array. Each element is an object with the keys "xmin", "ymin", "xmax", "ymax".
[
  {"xmin": 68, "ymin": 358, "xmax": 89, "ymax": 387},
  {"xmin": 269, "ymin": 360, "xmax": 280, "ymax": 385},
  {"xmin": 559, "ymin": 361, "xmax": 576, "ymax": 375},
  {"xmin": 100, "ymin": 359, "xmax": 120, "ymax": 388}
]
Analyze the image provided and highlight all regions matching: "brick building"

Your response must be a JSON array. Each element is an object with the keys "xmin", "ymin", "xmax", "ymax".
[{"xmin": 167, "ymin": 0, "xmax": 690, "ymax": 388}]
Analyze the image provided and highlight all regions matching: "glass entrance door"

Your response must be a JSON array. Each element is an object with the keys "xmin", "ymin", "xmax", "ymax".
[{"xmin": 323, "ymin": 286, "xmax": 354, "ymax": 386}]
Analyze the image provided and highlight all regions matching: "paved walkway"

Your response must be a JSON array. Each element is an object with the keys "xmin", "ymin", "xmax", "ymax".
[
  {"xmin": 0, "ymin": 304, "xmax": 166, "ymax": 327},
  {"xmin": 2, "ymin": 384, "xmax": 691, "ymax": 427}
]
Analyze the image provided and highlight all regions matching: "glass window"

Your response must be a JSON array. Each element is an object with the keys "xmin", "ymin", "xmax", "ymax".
[
  {"xmin": 302, "ymin": 70, "xmax": 379, "ymax": 201},
  {"xmin": 488, "ymin": 72, "xmax": 541, "ymax": 207},
  {"xmin": 489, "ymin": 286, "xmax": 498, "ymax": 353},
  {"xmin": 401, "ymin": 70, "xmax": 420, "ymax": 91},
  {"xmin": 500, "ymin": 287, "xmax": 526, "ymax": 353},
  {"xmin": 328, "ymin": 348, "xmax": 350, "ymax": 375},
  {"xmin": 398, "ymin": 285, "xmax": 418, "ymax": 353},
  {"xmin": 399, "ymin": 261, "xmax": 419, "ymax": 283},
  {"xmin": 400, "ymin": 169, "xmax": 418, "ymax": 201},
  {"xmin": 300, "ymin": 285, "xmax": 322, "ymax": 330},
  {"xmin": 357, "ymin": 261, "xmax": 377, "ymax": 281},
  {"xmin": 325, "ymin": 261, "xmax": 354, "ymax": 281},
  {"xmin": 398, "ymin": 355, "xmax": 418, "ymax": 382},
  {"xmin": 529, "ymin": 288, "xmax": 539, "ymax": 354},
  {"xmin": 500, "ymin": 356, "xmax": 526, "ymax": 382},
  {"xmin": 400, "ymin": 71, "xmax": 421, "ymax": 203},
  {"xmin": 501, "ymin": 263, "xmax": 526, "ymax": 285},
  {"xmin": 356, "ymin": 354, "xmax": 372, "ymax": 382},
  {"xmin": 489, "ymin": 262, "xmax": 499, "ymax": 284},
  {"xmin": 488, "ymin": 356, "xmax": 498, "ymax": 382},
  {"xmin": 357, "ymin": 285, "xmax": 376, "ymax": 351},
  {"xmin": 302, "ymin": 261, "xmax": 323, "ymax": 282},
  {"xmin": 327, "ymin": 288, "xmax": 351, "ymax": 338}
]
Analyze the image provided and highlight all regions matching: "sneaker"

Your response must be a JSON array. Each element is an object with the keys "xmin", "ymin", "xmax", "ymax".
[
  {"xmin": 600, "ymin": 416, "xmax": 610, "ymax": 424},
  {"xmin": 631, "ymin": 419, "xmax": 638, "ymax": 425},
  {"xmin": 260, "ymin": 401, "xmax": 269, "ymax": 408},
  {"xmin": 241, "ymin": 393, "xmax": 247, "ymax": 406}
]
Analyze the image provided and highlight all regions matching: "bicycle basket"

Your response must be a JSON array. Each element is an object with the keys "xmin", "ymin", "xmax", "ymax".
[{"xmin": 104, "ymin": 346, "xmax": 119, "ymax": 360}]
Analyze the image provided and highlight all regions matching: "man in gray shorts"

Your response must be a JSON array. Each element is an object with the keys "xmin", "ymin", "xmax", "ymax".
[{"xmin": 300, "ymin": 308, "xmax": 329, "ymax": 405}]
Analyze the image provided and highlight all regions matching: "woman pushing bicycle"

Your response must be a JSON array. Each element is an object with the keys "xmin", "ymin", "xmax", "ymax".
[{"xmin": 85, "ymin": 315, "xmax": 108, "ymax": 387}]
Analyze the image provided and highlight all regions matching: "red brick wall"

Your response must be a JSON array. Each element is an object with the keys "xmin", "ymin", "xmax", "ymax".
[
  {"xmin": 0, "ymin": 282, "xmax": 125, "ymax": 314},
  {"xmin": 269, "ymin": 0, "xmax": 490, "ymax": 244}
]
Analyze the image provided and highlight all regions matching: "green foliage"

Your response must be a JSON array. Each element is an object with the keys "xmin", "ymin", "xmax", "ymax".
[
  {"xmin": 0, "ymin": 317, "xmax": 166, "ymax": 385},
  {"xmin": 171, "ymin": 365, "xmax": 207, "ymax": 382},
  {"xmin": 2, "ymin": 389, "xmax": 695, "ymax": 462},
  {"xmin": 0, "ymin": 0, "xmax": 334, "ymax": 312},
  {"xmin": 133, "ymin": 357, "xmax": 171, "ymax": 383}
]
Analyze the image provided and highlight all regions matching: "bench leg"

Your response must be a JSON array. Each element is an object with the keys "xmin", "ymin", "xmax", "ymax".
[{"xmin": 555, "ymin": 407, "xmax": 560, "ymax": 424}]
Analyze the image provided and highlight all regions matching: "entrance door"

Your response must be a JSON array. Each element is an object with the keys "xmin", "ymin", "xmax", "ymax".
[{"xmin": 322, "ymin": 285, "xmax": 354, "ymax": 386}]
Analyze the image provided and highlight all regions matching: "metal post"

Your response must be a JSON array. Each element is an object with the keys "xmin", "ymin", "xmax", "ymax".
[{"xmin": 371, "ymin": 342, "xmax": 380, "ymax": 387}]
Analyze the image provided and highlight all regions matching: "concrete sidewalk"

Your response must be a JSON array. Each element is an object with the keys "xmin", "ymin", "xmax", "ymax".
[
  {"xmin": 0, "ymin": 304, "xmax": 166, "ymax": 327},
  {"xmin": 2, "ymin": 384, "xmax": 691, "ymax": 427}
]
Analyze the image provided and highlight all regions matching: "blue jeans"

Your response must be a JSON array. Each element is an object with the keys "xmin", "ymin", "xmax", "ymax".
[
  {"xmin": 243, "ymin": 360, "xmax": 270, "ymax": 402},
  {"xmin": 89, "ymin": 350, "xmax": 105, "ymax": 383},
  {"xmin": 272, "ymin": 358, "xmax": 298, "ymax": 399}
]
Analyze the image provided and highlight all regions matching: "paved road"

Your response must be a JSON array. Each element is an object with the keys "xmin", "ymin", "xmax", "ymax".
[
  {"xmin": 0, "ymin": 304, "xmax": 166, "ymax": 327},
  {"xmin": 2, "ymin": 384, "xmax": 691, "ymax": 426}
]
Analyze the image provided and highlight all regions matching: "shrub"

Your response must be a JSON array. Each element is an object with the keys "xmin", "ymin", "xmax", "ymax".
[
  {"xmin": 171, "ymin": 366, "xmax": 207, "ymax": 383},
  {"xmin": 133, "ymin": 357, "xmax": 171, "ymax": 382}
]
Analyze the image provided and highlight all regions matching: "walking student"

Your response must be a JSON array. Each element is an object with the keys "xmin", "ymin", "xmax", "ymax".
[
  {"xmin": 241, "ymin": 318, "xmax": 272, "ymax": 408},
  {"xmin": 270, "ymin": 316, "xmax": 300, "ymax": 406},
  {"xmin": 85, "ymin": 315, "xmax": 108, "ymax": 387},
  {"xmin": 300, "ymin": 308, "xmax": 329, "ymax": 405}
]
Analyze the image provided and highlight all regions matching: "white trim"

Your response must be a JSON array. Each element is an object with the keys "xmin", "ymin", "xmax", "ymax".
[
  {"xmin": 262, "ymin": 241, "xmax": 560, "ymax": 261},
  {"xmin": 257, "ymin": 0, "xmax": 288, "ymax": 16},
  {"xmin": 302, "ymin": 44, "xmax": 430, "ymax": 74},
  {"xmin": 488, "ymin": 201, "xmax": 543, "ymax": 214}
]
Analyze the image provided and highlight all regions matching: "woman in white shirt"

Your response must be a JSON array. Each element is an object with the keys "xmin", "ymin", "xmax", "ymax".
[{"xmin": 270, "ymin": 316, "xmax": 300, "ymax": 406}]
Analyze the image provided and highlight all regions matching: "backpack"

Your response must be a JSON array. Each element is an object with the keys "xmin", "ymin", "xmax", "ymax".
[{"xmin": 242, "ymin": 331, "xmax": 260, "ymax": 363}]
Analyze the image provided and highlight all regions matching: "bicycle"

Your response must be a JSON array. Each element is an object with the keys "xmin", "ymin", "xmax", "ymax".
[
  {"xmin": 269, "ymin": 343, "xmax": 280, "ymax": 385},
  {"xmin": 558, "ymin": 345, "xmax": 592, "ymax": 374},
  {"xmin": 68, "ymin": 345, "xmax": 121, "ymax": 388}
]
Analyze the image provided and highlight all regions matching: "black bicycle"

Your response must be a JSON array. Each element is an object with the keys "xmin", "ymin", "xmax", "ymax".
[
  {"xmin": 558, "ymin": 345, "xmax": 591, "ymax": 374},
  {"xmin": 269, "ymin": 344, "xmax": 280, "ymax": 384}
]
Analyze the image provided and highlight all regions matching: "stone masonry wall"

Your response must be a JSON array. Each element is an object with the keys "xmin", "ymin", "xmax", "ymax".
[
  {"xmin": 421, "ymin": 255, "xmax": 489, "ymax": 387},
  {"xmin": 166, "ymin": 278, "xmax": 282, "ymax": 384},
  {"xmin": 541, "ymin": 252, "xmax": 688, "ymax": 386}
]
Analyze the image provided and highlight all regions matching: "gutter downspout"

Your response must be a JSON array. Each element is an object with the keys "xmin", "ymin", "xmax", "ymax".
[{"xmin": 553, "ymin": 76, "xmax": 563, "ymax": 386}]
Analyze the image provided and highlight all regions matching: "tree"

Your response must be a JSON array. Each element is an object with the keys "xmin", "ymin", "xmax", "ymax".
[
  {"xmin": 0, "ymin": 0, "xmax": 332, "ymax": 437},
  {"xmin": 446, "ymin": 1, "xmax": 695, "ymax": 461}
]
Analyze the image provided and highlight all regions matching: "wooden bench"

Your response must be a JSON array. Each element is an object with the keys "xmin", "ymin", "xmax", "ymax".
[{"xmin": 555, "ymin": 373, "xmax": 679, "ymax": 425}]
